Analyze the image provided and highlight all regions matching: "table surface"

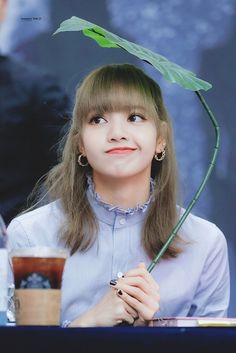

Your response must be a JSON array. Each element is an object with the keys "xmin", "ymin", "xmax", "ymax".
[{"xmin": 1, "ymin": 325, "xmax": 236, "ymax": 353}]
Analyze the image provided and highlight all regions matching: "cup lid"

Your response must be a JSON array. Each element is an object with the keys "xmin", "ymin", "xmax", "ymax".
[{"xmin": 10, "ymin": 246, "xmax": 69, "ymax": 258}]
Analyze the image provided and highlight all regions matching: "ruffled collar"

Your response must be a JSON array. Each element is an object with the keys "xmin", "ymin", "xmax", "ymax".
[{"xmin": 86, "ymin": 174, "xmax": 155, "ymax": 215}]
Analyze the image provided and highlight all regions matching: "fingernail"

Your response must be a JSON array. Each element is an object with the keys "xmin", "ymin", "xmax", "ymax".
[
  {"xmin": 117, "ymin": 289, "xmax": 123, "ymax": 295},
  {"xmin": 110, "ymin": 279, "xmax": 117, "ymax": 286}
]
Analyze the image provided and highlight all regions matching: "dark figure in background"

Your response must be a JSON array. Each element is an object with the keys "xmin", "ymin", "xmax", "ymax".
[
  {"xmin": 0, "ymin": 0, "xmax": 71, "ymax": 225},
  {"xmin": 0, "ymin": 55, "xmax": 70, "ymax": 224}
]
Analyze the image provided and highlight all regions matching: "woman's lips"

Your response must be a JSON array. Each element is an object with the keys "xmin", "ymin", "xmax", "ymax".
[{"xmin": 106, "ymin": 147, "xmax": 137, "ymax": 154}]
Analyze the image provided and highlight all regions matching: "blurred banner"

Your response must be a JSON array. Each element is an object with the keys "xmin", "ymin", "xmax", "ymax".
[{"xmin": 0, "ymin": 0, "xmax": 51, "ymax": 56}]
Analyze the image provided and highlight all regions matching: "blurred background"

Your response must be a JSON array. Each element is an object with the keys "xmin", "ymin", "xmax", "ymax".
[{"xmin": 0, "ymin": 0, "xmax": 235, "ymax": 315}]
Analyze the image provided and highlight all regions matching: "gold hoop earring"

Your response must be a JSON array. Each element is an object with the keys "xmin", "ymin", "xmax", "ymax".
[
  {"xmin": 78, "ymin": 154, "xmax": 88, "ymax": 167},
  {"xmin": 154, "ymin": 150, "xmax": 166, "ymax": 161}
]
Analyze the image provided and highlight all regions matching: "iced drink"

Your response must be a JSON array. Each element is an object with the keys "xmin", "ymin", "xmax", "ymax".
[{"xmin": 10, "ymin": 247, "xmax": 68, "ymax": 326}]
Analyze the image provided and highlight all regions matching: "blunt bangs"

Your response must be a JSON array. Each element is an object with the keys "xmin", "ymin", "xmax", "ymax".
[{"xmin": 74, "ymin": 64, "xmax": 162, "ymax": 126}]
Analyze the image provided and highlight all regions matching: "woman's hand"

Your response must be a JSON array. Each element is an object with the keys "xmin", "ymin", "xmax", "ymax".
[
  {"xmin": 111, "ymin": 263, "xmax": 160, "ymax": 322},
  {"xmin": 69, "ymin": 288, "xmax": 138, "ymax": 327}
]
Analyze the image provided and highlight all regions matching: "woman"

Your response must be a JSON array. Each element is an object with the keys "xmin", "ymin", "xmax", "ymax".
[{"xmin": 7, "ymin": 64, "xmax": 230, "ymax": 326}]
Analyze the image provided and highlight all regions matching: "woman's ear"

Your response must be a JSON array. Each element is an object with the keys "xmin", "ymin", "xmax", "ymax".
[{"xmin": 156, "ymin": 122, "xmax": 167, "ymax": 153}]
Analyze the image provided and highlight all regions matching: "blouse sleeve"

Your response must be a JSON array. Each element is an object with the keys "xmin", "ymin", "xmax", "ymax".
[
  {"xmin": 188, "ymin": 225, "xmax": 230, "ymax": 317},
  {"xmin": 7, "ymin": 218, "xmax": 32, "ymax": 251}
]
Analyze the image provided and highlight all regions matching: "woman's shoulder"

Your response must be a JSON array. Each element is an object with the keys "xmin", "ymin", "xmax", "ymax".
[
  {"xmin": 10, "ymin": 200, "xmax": 62, "ymax": 225},
  {"xmin": 178, "ymin": 208, "xmax": 227, "ymax": 250},
  {"xmin": 174, "ymin": 209, "xmax": 228, "ymax": 268},
  {"xmin": 7, "ymin": 201, "xmax": 64, "ymax": 248}
]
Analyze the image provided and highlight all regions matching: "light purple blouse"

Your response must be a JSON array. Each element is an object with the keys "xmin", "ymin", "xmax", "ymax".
[{"xmin": 7, "ymin": 180, "xmax": 230, "ymax": 323}]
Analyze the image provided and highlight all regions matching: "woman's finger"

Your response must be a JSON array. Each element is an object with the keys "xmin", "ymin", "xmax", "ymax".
[
  {"xmin": 124, "ymin": 264, "xmax": 158, "ymax": 287},
  {"xmin": 116, "ymin": 289, "xmax": 159, "ymax": 321},
  {"xmin": 115, "ymin": 276, "xmax": 158, "ymax": 295},
  {"xmin": 122, "ymin": 298, "xmax": 139, "ymax": 319}
]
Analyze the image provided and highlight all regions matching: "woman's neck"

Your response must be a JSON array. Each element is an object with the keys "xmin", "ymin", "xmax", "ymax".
[{"xmin": 92, "ymin": 173, "xmax": 151, "ymax": 209}]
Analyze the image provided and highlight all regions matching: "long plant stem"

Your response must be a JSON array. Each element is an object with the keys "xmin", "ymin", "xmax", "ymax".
[{"xmin": 147, "ymin": 91, "xmax": 220, "ymax": 272}]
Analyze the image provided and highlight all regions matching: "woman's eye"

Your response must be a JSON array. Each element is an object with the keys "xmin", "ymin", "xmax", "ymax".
[
  {"xmin": 128, "ymin": 114, "xmax": 145, "ymax": 122},
  {"xmin": 89, "ymin": 116, "xmax": 107, "ymax": 124}
]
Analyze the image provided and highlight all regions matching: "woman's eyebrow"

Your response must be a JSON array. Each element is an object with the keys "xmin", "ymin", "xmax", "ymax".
[{"xmin": 128, "ymin": 106, "xmax": 146, "ymax": 113}]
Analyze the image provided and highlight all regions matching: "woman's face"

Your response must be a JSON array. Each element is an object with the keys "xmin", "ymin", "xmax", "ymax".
[{"xmin": 80, "ymin": 109, "xmax": 166, "ymax": 182}]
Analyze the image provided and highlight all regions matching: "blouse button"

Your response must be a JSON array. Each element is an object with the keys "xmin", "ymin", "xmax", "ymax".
[
  {"xmin": 117, "ymin": 272, "xmax": 124, "ymax": 278},
  {"xmin": 119, "ymin": 218, "xmax": 126, "ymax": 225}
]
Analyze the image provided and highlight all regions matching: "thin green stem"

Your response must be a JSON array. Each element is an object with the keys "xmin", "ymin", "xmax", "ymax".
[{"xmin": 147, "ymin": 91, "xmax": 220, "ymax": 272}]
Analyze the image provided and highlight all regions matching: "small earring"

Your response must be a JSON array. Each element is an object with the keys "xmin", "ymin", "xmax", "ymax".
[
  {"xmin": 78, "ymin": 154, "xmax": 88, "ymax": 167},
  {"xmin": 154, "ymin": 149, "xmax": 166, "ymax": 161}
]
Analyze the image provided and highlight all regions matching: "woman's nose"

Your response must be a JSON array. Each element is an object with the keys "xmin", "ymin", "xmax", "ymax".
[{"xmin": 107, "ymin": 119, "xmax": 128, "ymax": 142}]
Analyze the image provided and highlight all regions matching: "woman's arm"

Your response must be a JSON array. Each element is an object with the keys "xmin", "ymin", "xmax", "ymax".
[
  {"xmin": 69, "ymin": 262, "xmax": 160, "ymax": 327},
  {"xmin": 68, "ymin": 288, "xmax": 138, "ymax": 327},
  {"xmin": 187, "ymin": 226, "xmax": 230, "ymax": 317}
]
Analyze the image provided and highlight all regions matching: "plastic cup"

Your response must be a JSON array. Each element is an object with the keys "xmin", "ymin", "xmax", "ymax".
[{"xmin": 10, "ymin": 247, "xmax": 68, "ymax": 326}]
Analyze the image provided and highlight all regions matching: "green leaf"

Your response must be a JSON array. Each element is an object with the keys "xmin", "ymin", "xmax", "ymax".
[
  {"xmin": 53, "ymin": 16, "xmax": 212, "ymax": 91},
  {"xmin": 83, "ymin": 28, "xmax": 119, "ymax": 48}
]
